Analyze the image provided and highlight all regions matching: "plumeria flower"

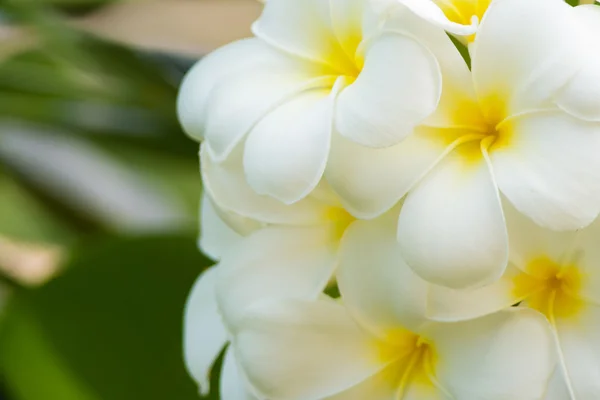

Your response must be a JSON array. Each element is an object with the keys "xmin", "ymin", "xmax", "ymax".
[
  {"xmin": 393, "ymin": 0, "xmax": 485, "ymax": 41},
  {"xmin": 178, "ymin": 0, "xmax": 454, "ymax": 204},
  {"xmin": 327, "ymin": 0, "xmax": 600, "ymax": 289},
  {"xmin": 229, "ymin": 214, "xmax": 557, "ymax": 400},
  {"xmin": 185, "ymin": 147, "xmax": 360, "ymax": 398},
  {"xmin": 427, "ymin": 202, "xmax": 600, "ymax": 399}
]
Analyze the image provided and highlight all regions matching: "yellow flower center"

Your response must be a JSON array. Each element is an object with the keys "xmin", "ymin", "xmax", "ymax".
[
  {"xmin": 512, "ymin": 256, "xmax": 585, "ymax": 321},
  {"xmin": 377, "ymin": 329, "xmax": 439, "ymax": 396},
  {"xmin": 437, "ymin": 94, "xmax": 512, "ymax": 165},
  {"xmin": 435, "ymin": 0, "xmax": 492, "ymax": 42},
  {"xmin": 323, "ymin": 206, "xmax": 355, "ymax": 241}
]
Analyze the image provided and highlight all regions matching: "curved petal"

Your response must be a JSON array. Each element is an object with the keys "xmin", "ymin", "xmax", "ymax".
[
  {"xmin": 201, "ymin": 144, "xmax": 330, "ymax": 225},
  {"xmin": 472, "ymin": 0, "xmax": 581, "ymax": 115},
  {"xmin": 216, "ymin": 225, "xmax": 338, "ymax": 331},
  {"xmin": 220, "ymin": 348, "xmax": 258, "ymax": 400},
  {"xmin": 430, "ymin": 308, "xmax": 556, "ymax": 400},
  {"xmin": 252, "ymin": 0, "xmax": 356, "ymax": 73},
  {"xmin": 234, "ymin": 299, "xmax": 389, "ymax": 400},
  {"xmin": 204, "ymin": 65, "xmax": 335, "ymax": 162},
  {"xmin": 326, "ymin": 127, "xmax": 456, "ymax": 219},
  {"xmin": 555, "ymin": 5, "xmax": 600, "ymax": 122},
  {"xmin": 394, "ymin": 0, "xmax": 478, "ymax": 36},
  {"xmin": 553, "ymin": 302, "xmax": 600, "ymax": 399},
  {"xmin": 326, "ymin": 362, "xmax": 447, "ymax": 400},
  {"xmin": 384, "ymin": 4, "xmax": 479, "ymax": 129},
  {"xmin": 244, "ymin": 89, "xmax": 333, "ymax": 204},
  {"xmin": 335, "ymin": 31, "xmax": 441, "ymax": 147},
  {"xmin": 427, "ymin": 263, "xmax": 523, "ymax": 322},
  {"xmin": 491, "ymin": 113, "xmax": 600, "ymax": 231},
  {"xmin": 502, "ymin": 201, "xmax": 578, "ymax": 273},
  {"xmin": 199, "ymin": 194, "xmax": 244, "ymax": 260},
  {"xmin": 183, "ymin": 267, "xmax": 229, "ymax": 395},
  {"xmin": 337, "ymin": 212, "xmax": 430, "ymax": 338},
  {"xmin": 542, "ymin": 368, "xmax": 571, "ymax": 400},
  {"xmin": 177, "ymin": 38, "xmax": 283, "ymax": 141},
  {"xmin": 397, "ymin": 145, "xmax": 508, "ymax": 290},
  {"xmin": 566, "ymin": 219, "xmax": 600, "ymax": 305}
]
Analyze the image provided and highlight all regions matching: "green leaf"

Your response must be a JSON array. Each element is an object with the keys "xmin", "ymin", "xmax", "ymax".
[
  {"xmin": 0, "ymin": 170, "xmax": 75, "ymax": 244},
  {"xmin": 0, "ymin": 235, "xmax": 213, "ymax": 400}
]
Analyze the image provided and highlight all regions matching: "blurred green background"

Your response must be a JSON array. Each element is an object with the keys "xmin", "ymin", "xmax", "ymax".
[{"xmin": 0, "ymin": 0, "xmax": 260, "ymax": 399}]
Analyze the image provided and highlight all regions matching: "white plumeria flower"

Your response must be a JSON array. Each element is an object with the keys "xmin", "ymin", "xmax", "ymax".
[
  {"xmin": 229, "ymin": 214, "xmax": 557, "ymax": 400},
  {"xmin": 185, "ymin": 148, "xmax": 359, "ymax": 397},
  {"xmin": 393, "ymin": 0, "xmax": 485, "ymax": 40},
  {"xmin": 427, "ymin": 202, "xmax": 600, "ymax": 399},
  {"xmin": 327, "ymin": 0, "xmax": 600, "ymax": 290},
  {"xmin": 178, "ymin": 0, "xmax": 453, "ymax": 204}
]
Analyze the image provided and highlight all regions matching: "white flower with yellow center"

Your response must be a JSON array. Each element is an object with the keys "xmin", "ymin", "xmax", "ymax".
[
  {"xmin": 427, "ymin": 201, "xmax": 600, "ymax": 399},
  {"xmin": 177, "ymin": 0, "xmax": 457, "ymax": 204},
  {"xmin": 393, "ymin": 0, "xmax": 488, "ymax": 40},
  {"xmin": 327, "ymin": 0, "xmax": 600, "ymax": 289},
  {"xmin": 228, "ymin": 214, "xmax": 556, "ymax": 400},
  {"xmin": 184, "ymin": 147, "xmax": 358, "ymax": 398}
]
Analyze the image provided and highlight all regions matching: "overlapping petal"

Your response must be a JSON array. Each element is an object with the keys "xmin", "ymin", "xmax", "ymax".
[
  {"xmin": 491, "ymin": 113, "xmax": 600, "ymax": 231},
  {"xmin": 201, "ymin": 144, "xmax": 330, "ymax": 225},
  {"xmin": 326, "ymin": 128, "xmax": 455, "ymax": 219},
  {"xmin": 472, "ymin": 0, "xmax": 580, "ymax": 115},
  {"xmin": 243, "ymin": 89, "xmax": 334, "ymax": 204},
  {"xmin": 337, "ymin": 213, "xmax": 430, "ymax": 337},
  {"xmin": 429, "ymin": 308, "xmax": 556, "ymax": 400},
  {"xmin": 393, "ymin": 0, "xmax": 478, "ymax": 36},
  {"xmin": 556, "ymin": 5, "xmax": 600, "ymax": 122},
  {"xmin": 397, "ymin": 145, "xmax": 508, "ymax": 290},
  {"xmin": 335, "ymin": 31, "xmax": 441, "ymax": 147},
  {"xmin": 553, "ymin": 304, "xmax": 600, "ymax": 399},
  {"xmin": 216, "ymin": 225, "xmax": 338, "ymax": 330},
  {"xmin": 220, "ymin": 349, "xmax": 258, "ymax": 400},
  {"xmin": 183, "ymin": 268, "xmax": 229, "ymax": 395},
  {"xmin": 199, "ymin": 194, "xmax": 244, "ymax": 260},
  {"xmin": 235, "ymin": 299, "xmax": 388, "ymax": 400}
]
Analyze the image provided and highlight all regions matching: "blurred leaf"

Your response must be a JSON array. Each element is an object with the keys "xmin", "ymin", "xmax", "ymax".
[
  {"xmin": 0, "ymin": 123, "xmax": 197, "ymax": 234},
  {"xmin": 0, "ymin": 170, "xmax": 75, "ymax": 245},
  {"xmin": 70, "ymin": 0, "xmax": 262, "ymax": 56},
  {"xmin": 0, "ymin": 235, "xmax": 212, "ymax": 400}
]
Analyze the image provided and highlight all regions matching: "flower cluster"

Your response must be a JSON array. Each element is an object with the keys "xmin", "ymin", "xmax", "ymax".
[{"xmin": 179, "ymin": 0, "xmax": 600, "ymax": 399}]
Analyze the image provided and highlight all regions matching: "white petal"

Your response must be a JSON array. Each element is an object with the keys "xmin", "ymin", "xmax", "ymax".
[
  {"xmin": 234, "ymin": 299, "xmax": 388, "ymax": 400},
  {"xmin": 335, "ymin": 31, "xmax": 441, "ymax": 147},
  {"xmin": 542, "ymin": 368, "xmax": 571, "ymax": 400},
  {"xmin": 177, "ymin": 39, "xmax": 280, "ymax": 141},
  {"xmin": 329, "ymin": 0, "xmax": 366, "ymax": 63},
  {"xmin": 337, "ymin": 213, "xmax": 430, "ymax": 337},
  {"xmin": 216, "ymin": 225, "xmax": 338, "ymax": 331},
  {"xmin": 201, "ymin": 144, "xmax": 330, "ymax": 225},
  {"xmin": 394, "ymin": 0, "xmax": 478, "ymax": 36},
  {"xmin": 553, "ymin": 303, "xmax": 600, "ymax": 399},
  {"xmin": 244, "ymin": 89, "xmax": 333, "ymax": 204},
  {"xmin": 472, "ymin": 0, "xmax": 581, "ymax": 114},
  {"xmin": 205, "ymin": 64, "xmax": 334, "ymax": 162},
  {"xmin": 397, "ymin": 146, "xmax": 508, "ymax": 289},
  {"xmin": 199, "ymin": 194, "xmax": 244, "ymax": 261},
  {"xmin": 326, "ymin": 362, "xmax": 447, "ymax": 400},
  {"xmin": 326, "ymin": 127, "xmax": 455, "ymax": 219},
  {"xmin": 556, "ymin": 5, "xmax": 600, "ymax": 122},
  {"xmin": 183, "ymin": 267, "xmax": 229, "ymax": 395},
  {"xmin": 430, "ymin": 308, "xmax": 556, "ymax": 400},
  {"xmin": 252, "ymin": 0, "xmax": 356, "ymax": 73},
  {"xmin": 220, "ymin": 348, "xmax": 258, "ymax": 400},
  {"xmin": 491, "ymin": 113, "xmax": 600, "ymax": 231},
  {"xmin": 427, "ymin": 264, "xmax": 523, "ymax": 322},
  {"xmin": 502, "ymin": 201, "xmax": 578, "ymax": 273},
  {"xmin": 566, "ymin": 219, "xmax": 600, "ymax": 305}
]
